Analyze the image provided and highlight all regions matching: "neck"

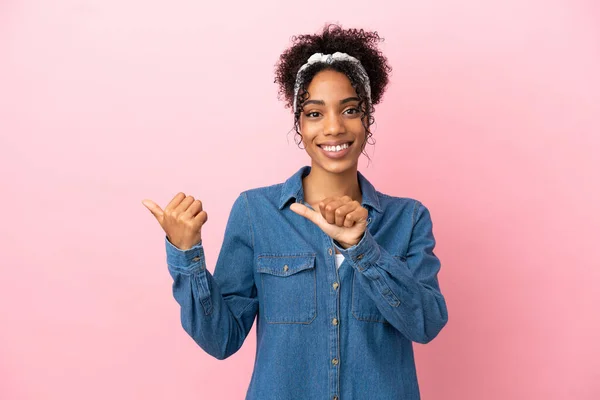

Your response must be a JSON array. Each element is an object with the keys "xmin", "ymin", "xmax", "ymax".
[{"xmin": 302, "ymin": 163, "xmax": 362, "ymax": 207}]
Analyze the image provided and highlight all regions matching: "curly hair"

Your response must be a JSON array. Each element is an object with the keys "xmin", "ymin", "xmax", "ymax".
[{"xmin": 274, "ymin": 23, "xmax": 392, "ymax": 158}]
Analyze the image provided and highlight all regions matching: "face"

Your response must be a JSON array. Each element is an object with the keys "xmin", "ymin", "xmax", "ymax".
[{"xmin": 299, "ymin": 69, "xmax": 367, "ymax": 175}]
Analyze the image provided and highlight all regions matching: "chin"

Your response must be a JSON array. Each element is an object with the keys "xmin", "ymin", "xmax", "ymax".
[{"xmin": 316, "ymin": 158, "xmax": 358, "ymax": 175}]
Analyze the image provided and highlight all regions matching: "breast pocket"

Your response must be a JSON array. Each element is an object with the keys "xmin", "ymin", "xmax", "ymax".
[{"xmin": 257, "ymin": 254, "xmax": 317, "ymax": 324}]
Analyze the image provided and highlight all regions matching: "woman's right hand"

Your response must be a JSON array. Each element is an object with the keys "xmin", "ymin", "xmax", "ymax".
[{"xmin": 142, "ymin": 192, "xmax": 208, "ymax": 250}]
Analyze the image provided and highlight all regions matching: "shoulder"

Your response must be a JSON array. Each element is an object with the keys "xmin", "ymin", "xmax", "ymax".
[
  {"xmin": 231, "ymin": 181, "xmax": 288, "ymax": 213},
  {"xmin": 375, "ymin": 190, "xmax": 432, "ymax": 226},
  {"xmin": 376, "ymin": 190, "xmax": 421, "ymax": 211},
  {"xmin": 240, "ymin": 182, "xmax": 284, "ymax": 201}
]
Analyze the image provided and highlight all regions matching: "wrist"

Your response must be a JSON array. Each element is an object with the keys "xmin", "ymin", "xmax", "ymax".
[
  {"xmin": 337, "ymin": 240, "xmax": 355, "ymax": 249},
  {"xmin": 336, "ymin": 231, "xmax": 365, "ymax": 249}
]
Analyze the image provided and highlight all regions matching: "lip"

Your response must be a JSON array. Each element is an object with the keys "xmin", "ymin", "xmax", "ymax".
[
  {"xmin": 318, "ymin": 141, "xmax": 353, "ymax": 146},
  {"xmin": 317, "ymin": 141, "xmax": 353, "ymax": 159}
]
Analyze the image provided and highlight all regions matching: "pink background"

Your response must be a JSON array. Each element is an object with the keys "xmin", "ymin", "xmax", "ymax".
[{"xmin": 1, "ymin": 0, "xmax": 599, "ymax": 399}]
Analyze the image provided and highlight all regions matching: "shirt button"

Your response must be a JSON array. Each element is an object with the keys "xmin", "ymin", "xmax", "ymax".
[
  {"xmin": 283, "ymin": 264, "xmax": 289, "ymax": 272},
  {"xmin": 333, "ymin": 396, "xmax": 339, "ymax": 400},
  {"xmin": 328, "ymin": 248, "xmax": 333, "ymax": 255},
  {"xmin": 357, "ymin": 254, "xmax": 364, "ymax": 260},
  {"xmin": 192, "ymin": 256, "xmax": 201, "ymax": 262},
  {"xmin": 332, "ymin": 358, "xmax": 339, "ymax": 365},
  {"xmin": 332, "ymin": 282, "xmax": 339, "ymax": 290},
  {"xmin": 332, "ymin": 318, "xmax": 338, "ymax": 325}
]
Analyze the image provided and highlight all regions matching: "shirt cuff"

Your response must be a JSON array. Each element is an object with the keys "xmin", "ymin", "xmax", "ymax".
[
  {"xmin": 165, "ymin": 235, "xmax": 205, "ymax": 270},
  {"xmin": 332, "ymin": 229, "xmax": 381, "ymax": 272}
]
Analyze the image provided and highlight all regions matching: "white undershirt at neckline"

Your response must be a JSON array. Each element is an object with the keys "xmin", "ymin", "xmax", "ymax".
[{"xmin": 334, "ymin": 253, "xmax": 344, "ymax": 269}]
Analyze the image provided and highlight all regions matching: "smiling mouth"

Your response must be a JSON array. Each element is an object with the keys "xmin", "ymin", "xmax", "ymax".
[{"xmin": 317, "ymin": 142, "xmax": 353, "ymax": 152}]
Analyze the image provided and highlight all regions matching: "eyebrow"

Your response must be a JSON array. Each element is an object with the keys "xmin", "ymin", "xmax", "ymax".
[{"xmin": 303, "ymin": 97, "xmax": 360, "ymax": 106}]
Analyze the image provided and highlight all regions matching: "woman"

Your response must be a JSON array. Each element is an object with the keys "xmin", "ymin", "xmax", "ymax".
[{"xmin": 142, "ymin": 24, "xmax": 448, "ymax": 400}]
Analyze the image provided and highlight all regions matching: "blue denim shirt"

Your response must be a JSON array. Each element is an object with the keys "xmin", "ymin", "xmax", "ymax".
[{"xmin": 165, "ymin": 165, "xmax": 448, "ymax": 400}]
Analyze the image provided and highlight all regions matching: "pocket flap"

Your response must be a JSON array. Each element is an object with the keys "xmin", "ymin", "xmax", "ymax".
[{"xmin": 257, "ymin": 254, "xmax": 316, "ymax": 277}]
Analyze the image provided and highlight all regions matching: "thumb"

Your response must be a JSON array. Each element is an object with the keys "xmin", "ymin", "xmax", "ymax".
[
  {"xmin": 289, "ymin": 202, "xmax": 320, "ymax": 226},
  {"xmin": 142, "ymin": 199, "xmax": 164, "ymax": 223}
]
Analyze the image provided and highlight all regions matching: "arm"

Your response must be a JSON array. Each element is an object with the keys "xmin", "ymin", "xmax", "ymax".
[
  {"xmin": 165, "ymin": 192, "xmax": 258, "ymax": 359},
  {"xmin": 333, "ymin": 202, "xmax": 448, "ymax": 343}
]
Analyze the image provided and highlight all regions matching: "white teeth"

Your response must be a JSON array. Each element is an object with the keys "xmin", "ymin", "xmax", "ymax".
[{"xmin": 322, "ymin": 143, "xmax": 349, "ymax": 152}]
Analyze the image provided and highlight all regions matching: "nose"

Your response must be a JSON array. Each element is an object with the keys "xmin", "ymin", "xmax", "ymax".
[{"xmin": 323, "ymin": 112, "xmax": 346, "ymax": 136}]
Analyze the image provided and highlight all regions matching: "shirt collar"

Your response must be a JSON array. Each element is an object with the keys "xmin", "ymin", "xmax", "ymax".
[{"xmin": 278, "ymin": 165, "xmax": 382, "ymax": 213}]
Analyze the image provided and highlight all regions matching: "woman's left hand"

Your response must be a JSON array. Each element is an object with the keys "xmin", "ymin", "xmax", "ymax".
[{"xmin": 290, "ymin": 196, "xmax": 368, "ymax": 249}]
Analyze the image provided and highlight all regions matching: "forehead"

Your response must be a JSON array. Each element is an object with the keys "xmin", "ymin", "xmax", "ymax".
[{"xmin": 305, "ymin": 69, "xmax": 357, "ymax": 98}]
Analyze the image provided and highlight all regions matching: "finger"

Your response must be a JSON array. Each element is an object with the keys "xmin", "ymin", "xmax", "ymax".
[
  {"xmin": 317, "ymin": 198, "xmax": 337, "ymax": 223},
  {"xmin": 340, "ymin": 195, "xmax": 353, "ymax": 203},
  {"xmin": 319, "ymin": 199, "xmax": 345, "ymax": 225},
  {"xmin": 193, "ymin": 210, "xmax": 208, "ymax": 226},
  {"xmin": 344, "ymin": 206, "xmax": 368, "ymax": 227},
  {"xmin": 318, "ymin": 196, "xmax": 348, "ymax": 211},
  {"xmin": 334, "ymin": 202, "xmax": 356, "ymax": 227},
  {"xmin": 165, "ymin": 192, "xmax": 186, "ymax": 213},
  {"xmin": 344, "ymin": 215, "xmax": 355, "ymax": 228},
  {"xmin": 174, "ymin": 195, "xmax": 195, "ymax": 214},
  {"xmin": 184, "ymin": 199, "xmax": 203, "ymax": 218},
  {"xmin": 142, "ymin": 199, "xmax": 164, "ymax": 223}
]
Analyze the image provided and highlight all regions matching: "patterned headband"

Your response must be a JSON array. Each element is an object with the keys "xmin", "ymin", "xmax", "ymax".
[{"xmin": 292, "ymin": 52, "xmax": 372, "ymax": 113}]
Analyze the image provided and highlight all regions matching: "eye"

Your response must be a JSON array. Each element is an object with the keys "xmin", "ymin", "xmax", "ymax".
[
  {"xmin": 305, "ymin": 111, "xmax": 321, "ymax": 118},
  {"xmin": 344, "ymin": 107, "xmax": 360, "ymax": 115}
]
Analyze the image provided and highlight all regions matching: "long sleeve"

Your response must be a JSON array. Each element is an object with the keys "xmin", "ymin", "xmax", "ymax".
[
  {"xmin": 165, "ymin": 192, "xmax": 258, "ymax": 359},
  {"xmin": 333, "ymin": 201, "xmax": 448, "ymax": 344}
]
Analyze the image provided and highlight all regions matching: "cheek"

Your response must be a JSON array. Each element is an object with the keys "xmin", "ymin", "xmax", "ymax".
[
  {"xmin": 355, "ymin": 128, "xmax": 368, "ymax": 152},
  {"xmin": 299, "ymin": 123, "xmax": 318, "ymax": 143},
  {"xmin": 353, "ymin": 121, "xmax": 367, "ymax": 139}
]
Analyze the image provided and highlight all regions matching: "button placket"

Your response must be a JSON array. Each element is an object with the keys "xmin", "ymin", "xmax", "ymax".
[{"xmin": 327, "ymin": 237, "xmax": 341, "ymax": 398}]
